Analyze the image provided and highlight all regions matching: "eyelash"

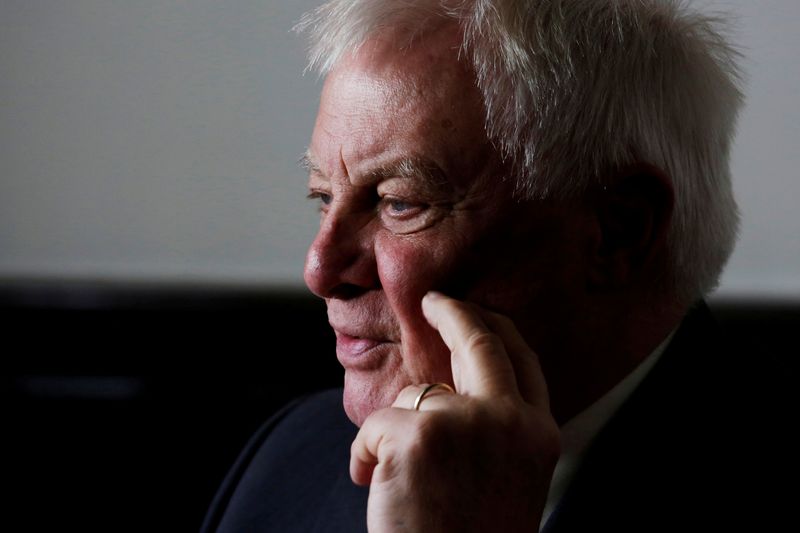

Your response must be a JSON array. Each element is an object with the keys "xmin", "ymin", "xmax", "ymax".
[
  {"xmin": 307, "ymin": 190, "xmax": 428, "ymax": 226},
  {"xmin": 380, "ymin": 197, "xmax": 423, "ymax": 217},
  {"xmin": 307, "ymin": 191, "xmax": 332, "ymax": 210}
]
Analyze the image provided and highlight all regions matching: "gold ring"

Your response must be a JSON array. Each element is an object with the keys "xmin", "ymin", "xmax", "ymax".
[{"xmin": 413, "ymin": 383, "xmax": 456, "ymax": 411}]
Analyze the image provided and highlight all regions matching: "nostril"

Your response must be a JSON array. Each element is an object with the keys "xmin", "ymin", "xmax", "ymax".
[
  {"xmin": 304, "ymin": 249, "xmax": 371, "ymax": 300},
  {"xmin": 329, "ymin": 283, "xmax": 369, "ymax": 300},
  {"xmin": 304, "ymin": 215, "xmax": 379, "ymax": 298}
]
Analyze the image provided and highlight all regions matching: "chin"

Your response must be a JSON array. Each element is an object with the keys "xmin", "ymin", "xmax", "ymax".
[
  {"xmin": 342, "ymin": 371, "xmax": 403, "ymax": 427},
  {"xmin": 342, "ymin": 395, "xmax": 370, "ymax": 427}
]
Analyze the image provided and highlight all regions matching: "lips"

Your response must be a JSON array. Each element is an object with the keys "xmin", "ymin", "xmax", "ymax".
[
  {"xmin": 336, "ymin": 332, "xmax": 383, "ymax": 354},
  {"xmin": 333, "ymin": 330, "xmax": 394, "ymax": 371},
  {"xmin": 328, "ymin": 299, "xmax": 398, "ymax": 370}
]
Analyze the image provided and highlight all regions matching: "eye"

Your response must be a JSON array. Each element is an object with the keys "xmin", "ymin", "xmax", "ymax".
[
  {"xmin": 307, "ymin": 190, "xmax": 332, "ymax": 211},
  {"xmin": 375, "ymin": 176, "xmax": 450, "ymax": 234},
  {"xmin": 380, "ymin": 196, "xmax": 424, "ymax": 218},
  {"xmin": 386, "ymin": 198, "xmax": 414, "ymax": 214},
  {"xmin": 377, "ymin": 195, "xmax": 442, "ymax": 234}
]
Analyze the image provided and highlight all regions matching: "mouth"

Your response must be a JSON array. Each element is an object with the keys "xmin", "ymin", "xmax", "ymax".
[{"xmin": 334, "ymin": 330, "xmax": 393, "ymax": 371}]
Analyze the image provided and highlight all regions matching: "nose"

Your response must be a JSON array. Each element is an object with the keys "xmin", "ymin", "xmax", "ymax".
[{"xmin": 304, "ymin": 212, "xmax": 378, "ymax": 299}]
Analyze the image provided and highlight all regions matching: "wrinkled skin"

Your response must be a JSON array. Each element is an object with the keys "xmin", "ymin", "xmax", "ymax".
[
  {"xmin": 351, "ymin": 292, "xmax": 561, "ymax": 532},
  {"xmin": 303, "ymin": 29, "xmax": 592, "ymax": 427},
  {"xmin": 300, "ymin": 27, "xmax": 584, "ymax": 531},
  {"xmin": 305, "ymin": 33, "xmax": 584, "ymax": 532},
  {"xmin": 300, "ymin": 10, "xmax": 680, "ymax": 527}
]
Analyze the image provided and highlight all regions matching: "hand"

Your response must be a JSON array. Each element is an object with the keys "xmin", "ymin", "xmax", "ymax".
[{"xmin": 350, "ymin": 292, "xmax": 561, "ymax": 532}]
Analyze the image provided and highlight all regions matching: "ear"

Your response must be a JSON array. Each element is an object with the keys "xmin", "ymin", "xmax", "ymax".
[{"xmin": 588, "ymin": 164, "xmax": 674, "ymax": 288}]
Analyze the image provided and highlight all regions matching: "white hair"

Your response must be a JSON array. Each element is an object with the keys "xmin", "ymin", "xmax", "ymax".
[{"xmin": 296, "ymin": 0, "xmax": 744, "ymax": 303}]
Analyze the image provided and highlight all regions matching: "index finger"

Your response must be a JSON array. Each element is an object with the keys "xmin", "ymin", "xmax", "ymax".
[{"xmin": 421, "ymin": 291, "xmax": 519, "ymax": 398}]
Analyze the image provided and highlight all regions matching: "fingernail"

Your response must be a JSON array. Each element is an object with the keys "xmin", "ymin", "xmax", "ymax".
[
  {"xmin": 421, "ymin": 292, "xmax": 440, "ymax": 323},
  {"xmin": 424, "ymin": 291, "xmax": 444, "ymax": 303}
]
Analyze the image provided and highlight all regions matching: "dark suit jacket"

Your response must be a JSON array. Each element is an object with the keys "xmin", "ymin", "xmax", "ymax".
[{"xmin": 202, "ymin": 303, "xmax": 792, "ymax": 532}]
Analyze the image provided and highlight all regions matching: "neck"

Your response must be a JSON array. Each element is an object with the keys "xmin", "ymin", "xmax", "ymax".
[{"xmin": 536, "ymin": 298, "xmax": 685, "ymax": 425}]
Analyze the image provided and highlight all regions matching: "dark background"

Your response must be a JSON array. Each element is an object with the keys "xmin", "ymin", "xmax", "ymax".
[{"xmin": 3, "ymin": 281, "xmax": 797, "ymax": 531}]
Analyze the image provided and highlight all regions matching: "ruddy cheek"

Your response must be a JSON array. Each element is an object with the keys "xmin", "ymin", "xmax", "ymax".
[
  {"xmin": 374, "ymin": 239, "xmax": 435, "ymax": 340},
  {"xmin": 375, "ymin": 238, "xmax": 430, "ymax": 300}
]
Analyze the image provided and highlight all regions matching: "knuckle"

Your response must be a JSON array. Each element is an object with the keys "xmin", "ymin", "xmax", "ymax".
[
  {"xmin": 489, "ymin": 399, "xmax": 528, "ymax": 436},
  {"xmin": 464, "ymin": 330, "xmax": 502, "ymax": 352},
  {"xmin": 397, "ymin": 384, "xmax": 422, "ymax": 405}
]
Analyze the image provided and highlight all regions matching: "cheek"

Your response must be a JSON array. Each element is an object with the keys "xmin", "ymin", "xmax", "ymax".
[
  {"xmin": 375, "ymin": 233, "xmax": 467, "ymax": 307},
  {"xmin": 375, "ymin": 236, "xmax": 435, "ymax": 317},
  {"xmin": 374, "ymin": 235, "xmax": 455, "ymax": 378}
]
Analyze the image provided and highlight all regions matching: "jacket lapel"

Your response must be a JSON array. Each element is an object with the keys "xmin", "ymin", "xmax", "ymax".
[{"xmin": 542, "ymin": 302, "xmax": 754, "ymax": 531}]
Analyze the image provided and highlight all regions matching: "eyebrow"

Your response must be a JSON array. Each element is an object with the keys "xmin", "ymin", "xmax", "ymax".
[
  {"xmin": 298, "ymin": 152, "xmax": 321, "ymax": 175},
  {"xmin": 367, "ymin": 157, "xmax": 447, "ymax": 188},
  {"xmin": 300, "ymin": 150, "xmax": 449, "ymax": 190}
]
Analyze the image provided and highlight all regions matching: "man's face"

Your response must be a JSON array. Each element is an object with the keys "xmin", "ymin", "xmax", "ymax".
[{"xmin": 304, "ymin": 33, "xmax": 589, "ymax": 425}]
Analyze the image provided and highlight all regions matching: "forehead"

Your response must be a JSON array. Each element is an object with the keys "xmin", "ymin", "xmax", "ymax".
[{"xmin": 307, "ymin": 29, "xmax": 495, "ymax": 190}]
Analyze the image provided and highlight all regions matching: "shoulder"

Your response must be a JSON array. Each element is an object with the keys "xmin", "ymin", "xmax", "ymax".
[
  {"xmin": 545, "ymin": 302, "xmax": 795, "ymax": 531},
  {"xmin": 202, "ymin": 389, "xmax": 368, "ymax": 533}
]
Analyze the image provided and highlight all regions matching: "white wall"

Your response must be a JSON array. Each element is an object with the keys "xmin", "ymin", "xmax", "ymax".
[
  {"xmin": 709, "ymin": 0, "xmax": 800, "ymax": 298},
  {"xmin": 1, "ymin": 0, "xmax": 798, "ymax": 297}
]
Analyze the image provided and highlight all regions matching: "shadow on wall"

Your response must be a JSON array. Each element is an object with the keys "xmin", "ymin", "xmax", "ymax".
[{"xmin": 2, "ymin": 281, "xmax": 796, "ymax": 531}]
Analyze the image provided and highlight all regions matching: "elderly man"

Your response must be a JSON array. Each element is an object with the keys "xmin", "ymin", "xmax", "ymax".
[{"xmin": 203, "ymin": 0, "xmax": 787, "ymax": 531}]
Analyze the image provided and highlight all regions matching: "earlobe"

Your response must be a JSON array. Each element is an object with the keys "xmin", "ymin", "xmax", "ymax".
[{"xmin": 588, "ymin": 165, "xmax": 675, "ymax": 289}]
